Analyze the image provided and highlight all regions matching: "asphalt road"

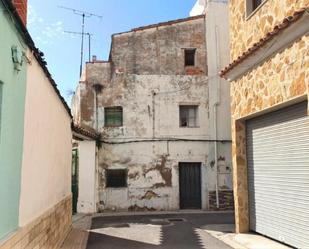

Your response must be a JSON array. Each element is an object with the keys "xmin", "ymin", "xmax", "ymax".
[{"xmin": 86, "ymin": 212, "xmax": 234, "ymax": 249}]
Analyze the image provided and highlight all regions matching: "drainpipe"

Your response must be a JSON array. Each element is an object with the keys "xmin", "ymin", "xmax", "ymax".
[
  {"xmin": 93, "ymin": 83, "xmax": 103, "ymax": 212},
  {"xmin": 152, "ymin": 90, "xmax": 156, "ymax": 139},
  {"xmin": 214, "ymin": 103, "xmax": 219, "ymax": 209},
  {"xmin": 214, "ymin": 24, "xmax": 221, "ymax": 210}
]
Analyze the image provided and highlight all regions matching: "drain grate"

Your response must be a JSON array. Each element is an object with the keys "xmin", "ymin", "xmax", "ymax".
[
  {"xmin": 150, "ymin": 219, "xmax": 171, "ymax": 226},
  {"xmin": 167, "ymin": 218, "xmax": 186, "ymax": 222}
]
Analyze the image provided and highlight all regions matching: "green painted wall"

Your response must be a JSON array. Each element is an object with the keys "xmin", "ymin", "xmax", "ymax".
[{"xmin": 0, "ymin": 2, "xmax": 27, "ymax": 240}]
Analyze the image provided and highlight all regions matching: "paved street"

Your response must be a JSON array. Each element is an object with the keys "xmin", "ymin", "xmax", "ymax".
[{"xmin": 86, "ymin": 212, "xmax": 234, "ymax": 249}]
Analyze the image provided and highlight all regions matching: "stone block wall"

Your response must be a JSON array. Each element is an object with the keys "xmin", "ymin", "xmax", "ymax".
[
  {"xmin": 0, "ymin": 196, "xmax": 72, "ymax": 249},
  {"xmin": 229, "ymin": 0, "xmax": 309, "ymax": 60},
  {"xmin": 209, "ymin": 190, "xmax": 234, "ymax": 211},
  {"xmin": 231, "ymin": 36, "xmax": 309, "ymax": 232},
  {"xmin": 227, "ymin": 0, "xmax": 309, "ymax": 233}
]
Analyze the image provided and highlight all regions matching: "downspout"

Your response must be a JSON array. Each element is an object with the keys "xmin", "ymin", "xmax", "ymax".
[
  {"xmin": 93, "ymin": 83, "xmax": 103, "ymax": 212},
  {"xmin": 152, "ymin": 90, "xmax": 156, "ymax": 139},
  {"xmin": 214, "ymin": 24, "xmax": 221, "ymax": 210}
]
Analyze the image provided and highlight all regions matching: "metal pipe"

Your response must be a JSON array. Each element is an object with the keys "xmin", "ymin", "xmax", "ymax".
[
  {"xmin": 79, "ymin": 13, "xmax": 85, "ymax": 77},
  {"xmin": 214, "ymin": 24, "xmax": 221, "ymax": 209}
]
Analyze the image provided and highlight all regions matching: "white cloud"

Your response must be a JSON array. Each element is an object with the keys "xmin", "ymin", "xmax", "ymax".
[{"xmin": 27, "ymin": 5, "xmax": 64, "ymax": 46}]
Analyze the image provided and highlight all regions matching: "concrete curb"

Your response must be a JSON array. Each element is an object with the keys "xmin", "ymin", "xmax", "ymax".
[{"xmin": 91, "ymin": 210, "xmax": 235, "ymax": 217}]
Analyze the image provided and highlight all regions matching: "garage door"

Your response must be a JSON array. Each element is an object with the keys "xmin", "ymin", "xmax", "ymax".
[{"xmin": 246, "ymin": 101, "xmax": 309, "ymax": 249}]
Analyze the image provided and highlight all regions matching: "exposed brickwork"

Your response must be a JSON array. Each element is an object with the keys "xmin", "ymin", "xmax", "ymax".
[
  {"xmin": 0, "ymin": 196, "xmax": 72, "ymax": 249},
  {"xmin": 71, "ymin": 15, "xmax": 234, "ymax": 212},
  {"xmin": 209, "ymin": 191, "xmax": 234, "ymax": 211},
  {"xmin": 12, "ymin": 0, "xmax": 27, "ymax": 26},
  {"xmin": 110, "ymin": 16, "xmax": 207, "ymax": 76}
]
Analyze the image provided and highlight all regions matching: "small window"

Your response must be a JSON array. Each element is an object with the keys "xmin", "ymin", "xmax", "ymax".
[
  {"xmin": 247, "ymin": 0, "xmax": 264, "ymax": 16},
  {"xmin": 106, "ymin": 169, "xmax": 127, "ymax": 188},
  {"xmin": 105, "ymin": 106, "xmax": 123, "ymax": 127},
  {"xmin": 184, "ymin": 49, "xmax": 196, "ymax": 66},
  {"xmin": 180, "ymin": 105, "xmax": 198, "ymax": 127}
]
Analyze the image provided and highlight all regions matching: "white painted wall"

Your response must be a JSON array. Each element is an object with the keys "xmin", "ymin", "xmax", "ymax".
[
  {"xmin": 98, "ymin": 141, "xmax": 216, "ymax": 211},
  {"xmin": 205, "ymin": 1, "xmax": 232, "ymax": 208},
  {"xmin": 18, "ymin": 50, "xmax": 72, "ymax": 226},
  {"xmin": 77, "ymin": 140, "xmax": 97, "ymax": 213},
  {"xmin": 206, "ymin": 0, "xmax": 231, "ymax": 140}
]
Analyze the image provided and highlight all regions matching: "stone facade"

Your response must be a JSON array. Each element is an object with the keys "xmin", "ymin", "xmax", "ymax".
[
  {"xmin": 72, "ymin": 12, "xmax": 233, "ymax": 212},
  {"xmin": 225, "ymin": 0, "xmax": 309, "ymax": 233},
  {"xmin": 0, "ymin": 196, "xmax": 72, "ymax": 249},
  {"xmin": 229, "ymin": 0, "xmax": 309, "ymax": 61}
]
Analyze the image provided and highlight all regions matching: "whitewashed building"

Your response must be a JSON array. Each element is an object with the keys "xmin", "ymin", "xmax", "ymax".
[{"xmin": 72, "ymin": 0, "xmax": 232, "ymax": 213}]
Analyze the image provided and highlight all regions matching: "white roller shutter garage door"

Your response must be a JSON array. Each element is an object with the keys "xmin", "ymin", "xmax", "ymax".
[{"xmin": 246, "ymin": 101, "xmax": 309, "ymax": 249}]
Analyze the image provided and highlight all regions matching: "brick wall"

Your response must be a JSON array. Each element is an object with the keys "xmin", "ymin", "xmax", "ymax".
[
  {"xmin": 110, "ymin": 16, "xmax": 207, "ymax": 76},
  {"xmin": 209, "ymin": 190, "xmax": 234, "ymax": 211},
  {"xmin": 0, "ymin": 196, "xmax": 72, "ymax": 249},
  {"xmin": 12, "ymin": 0, "xmax": 27, "ymax": 26}
]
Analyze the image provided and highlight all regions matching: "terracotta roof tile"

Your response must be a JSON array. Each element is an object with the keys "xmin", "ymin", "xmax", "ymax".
[{"xmin": 72, "ymin": 124, "xmax": 100, "ymax": 140}]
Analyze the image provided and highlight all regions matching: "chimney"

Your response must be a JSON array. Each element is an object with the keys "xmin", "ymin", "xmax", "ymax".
[{"xmin": 12, "ymin": 0, "xmax": 28, "ymax": 26}]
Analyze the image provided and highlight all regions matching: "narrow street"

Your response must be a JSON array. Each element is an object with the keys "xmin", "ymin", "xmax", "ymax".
[
  {"xmin": 64, "ymin": 212, "xmax": 235, "ymax": 249},
  {"xmin": 1, "ymin": 0, "xmax": 308, "ymax": 249}
]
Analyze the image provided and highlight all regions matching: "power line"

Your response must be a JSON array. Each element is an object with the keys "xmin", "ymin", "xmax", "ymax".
[{"xmin": 59, "ymin": 6, "xmax": 102, "ymax": 77}]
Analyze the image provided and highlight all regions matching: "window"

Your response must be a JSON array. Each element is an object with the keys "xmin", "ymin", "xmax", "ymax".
[
  {"xmin": 247, "ymin": 0, "xmax": 265, "ymax": 16},
  {"xmin": 105, "ymin": 106, "xmax": 123, "ymax": 127},
  {"xmin": 106, "ymin": 169, "xmax": 127, "ymax": 188},
  {"xmin": 252, "ymin": 0, "xmax": 262, "ymax": 10},
  {"xmin": 184, "ymin": 49, "xmax": 196, "ymax": 66},
  {"xmin": 179, "ymin": 105, "xmax": 199, "ymax": 127}
]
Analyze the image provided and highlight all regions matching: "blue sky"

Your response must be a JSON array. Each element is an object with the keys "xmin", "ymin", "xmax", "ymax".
[{"xmin": 27, "ymin": 0, "xmax": 196, "ymax": 104}]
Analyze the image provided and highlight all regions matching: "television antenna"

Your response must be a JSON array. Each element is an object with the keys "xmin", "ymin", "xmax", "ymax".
[
  {"xmin": 64, "ymin": 31, "xmax": 94, "ymax": 63},
  {"xmin": 59, "ymin": 6, "xmax": 102, "ymax": 77}
]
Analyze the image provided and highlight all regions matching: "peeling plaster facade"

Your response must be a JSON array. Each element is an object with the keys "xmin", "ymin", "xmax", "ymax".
[{"xmin": 72, "ymin": 5, "xmax": 233, "ymax": 213}]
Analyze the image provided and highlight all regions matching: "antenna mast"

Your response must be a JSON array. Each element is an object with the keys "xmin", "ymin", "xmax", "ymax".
[
  {"xmin": 64, "ymin": 31, "xmax": 94, "ymax": 62},
  {"xmin": 59, "ymin": 6, "xmax": 102, "ymax": 77}
]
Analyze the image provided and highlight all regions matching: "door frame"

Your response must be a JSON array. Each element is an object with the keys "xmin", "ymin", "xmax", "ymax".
[{"xmin": 71, "ymin": 148, "xmax": 79, "ymax": 214}]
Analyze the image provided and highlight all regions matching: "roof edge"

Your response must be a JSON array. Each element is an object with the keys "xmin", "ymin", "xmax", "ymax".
[
  {"xmin": 2, "ymin": 0, "xmax": 72, "ymax": 118},
  {"xmin": 113, "ymin": 14, "xmax": 205, "ymax": 37},
  {"xmin": 72, "ymin": 123, "xmax": 100, "ymax": 140},
  {"xmin": 220, "ymin": 8, "xmax": 309, "ymax": 79}
]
